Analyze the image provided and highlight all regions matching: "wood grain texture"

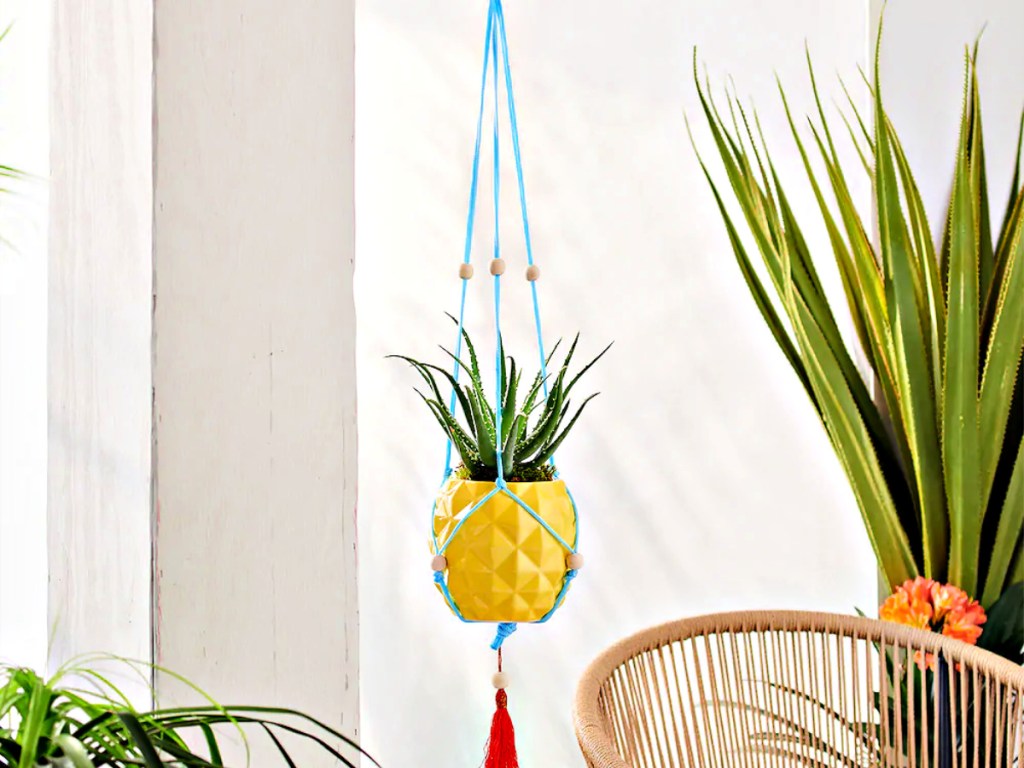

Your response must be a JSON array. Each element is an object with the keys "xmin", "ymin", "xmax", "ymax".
[
  {"xmin": 152, "ymin": 1, "xmax": 358, "ymax": 761},
  {"xmin": 48, "ymin": 0, "xmax": 154, "ymax": 679}
]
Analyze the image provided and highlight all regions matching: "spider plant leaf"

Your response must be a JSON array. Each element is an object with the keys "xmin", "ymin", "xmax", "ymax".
[
  {"xmin": 198, "ymin": 722, "xmax": 223, "ymax": 765},
  {"xmin": 15, "ymin": 678, "xmax": 48, "ymax": 768},
  {"xmin": 262, "ymin": 724, "xmax": 298, "ymax": 768},
  {"xmin": 53, "ymin": 736, "xmax": 95, "ymax": 768},
  {"xmin": 979, "ymin": 210, "xmax": 1023, "ymax": 512},
  {"xmin": 527, "ymin": 393, "xmax": 599, "ymax": 468},
  {"xmin": 874, "ymin": 31, "xmax": 947, "ymax": 580},
  {"xmin": 982, "ymin": 436, "xmax": 1023, "ymax": 606},
  {"xmin": 943, "ymin": 50, "xmax": 982, "ymax": 592},
  {"xmin": 115, "ymin": 713, "xmax": 161, "ymax": 768}
]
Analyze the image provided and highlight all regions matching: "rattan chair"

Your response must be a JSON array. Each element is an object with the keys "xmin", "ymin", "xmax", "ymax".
[{"xmin": 575, "ymin": 611, "xmax": 1024, "ymax": 768}]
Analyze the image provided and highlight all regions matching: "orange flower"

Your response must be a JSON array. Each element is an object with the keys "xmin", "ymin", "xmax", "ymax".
[
  {"xmin": 880, "ymin": 579, "xmax": 987, "ymax": 663},
  {"xmin": 942, "ymin": 596, "xmax": 986, "ymax": 645},
  {"xmin": 880, "ymin": 577, "xmax": 935, "ymax": 630},
  {"xmin": 912, "ymin": 649, "xmax": 938, "ymax": 671}
]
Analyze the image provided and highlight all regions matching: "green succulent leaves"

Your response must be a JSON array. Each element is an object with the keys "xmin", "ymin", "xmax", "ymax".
[
  {"xmin": 694, "ymin": 42, "xmax": 1023, "ymax": 610},
  {"xmin": 393, "ymin": 325, "xmax": 610, "ymax": 482}
]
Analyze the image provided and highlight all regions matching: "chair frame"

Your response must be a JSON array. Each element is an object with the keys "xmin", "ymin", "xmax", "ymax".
[{"xmin": 575, "ymin": 610, "xmax": 1024, "ymax": 768}]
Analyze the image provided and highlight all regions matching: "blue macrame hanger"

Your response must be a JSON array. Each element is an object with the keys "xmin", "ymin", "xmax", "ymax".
[{"xmin": 430, "ymin": 0, "xmax": 580, "ymax": 650}]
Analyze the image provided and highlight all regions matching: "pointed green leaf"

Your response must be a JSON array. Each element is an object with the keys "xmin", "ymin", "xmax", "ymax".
[
  {"xmin": 943, "ymin": 51, "xmax": 982, "ymax": 592},
  {"xmin": 874, "ymin": 32, "xmax": 947, "ymax": 580}
]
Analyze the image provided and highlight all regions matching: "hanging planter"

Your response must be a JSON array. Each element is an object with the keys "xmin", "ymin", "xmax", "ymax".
[
  {"xmin": 433, "ymin": 476, "xmax": 578, "ymax": 623},
  {"xmin": 391, "ymin": 0, "xmax": 609, "ymax": 762},
  {"xmin": 397, "ymin": 327, "xmax": 606, "ymax": 627}
]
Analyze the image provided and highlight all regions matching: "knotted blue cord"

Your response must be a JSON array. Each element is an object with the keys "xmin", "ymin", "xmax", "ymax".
[
  {"xmin": 431, "ymin": 0, "xmax": 581, "ymax": 649},
  {"xmin": 443, "ymin": 5, "xmax": 495, "ymax": 480},
  {"xmin": 490, "ymin": 622, "xmax": 517, "ymax": 650}
]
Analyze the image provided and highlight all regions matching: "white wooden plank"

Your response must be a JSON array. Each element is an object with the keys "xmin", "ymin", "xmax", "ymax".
[
  {"xmin": 48, "ymin": 0, "xmax": 154, "ymax": 679},
  {"xmin": 152, "ymin": 1, "xmax": 359, "ymax": 762}
]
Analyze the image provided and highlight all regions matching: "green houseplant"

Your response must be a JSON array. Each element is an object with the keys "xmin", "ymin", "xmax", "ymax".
[
  {"xmin": 392, "ymin": 322, "xmax": 610, "ymax": 483},
  {"xmin": 0, "ymin": 659, "xmax": 373, "ymax": 767},
  {"xmin": 692, "ymin": 39, "xmax": 1023, "ymax": 660},
  {"xmin": 392, "ymin": 322, "xmax": 610, "ymax": 623}
]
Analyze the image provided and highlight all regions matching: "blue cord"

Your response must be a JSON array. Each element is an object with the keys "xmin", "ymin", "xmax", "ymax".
[
  {"xmin": 431, "ymin": 0, "xmax": 581, "ymax": 646},
  {"xmin": 443, "ymin": 2, "xmax": 495, "ymax": 480}
]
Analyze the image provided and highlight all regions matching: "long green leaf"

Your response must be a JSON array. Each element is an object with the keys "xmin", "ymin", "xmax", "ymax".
[
  {"xmin": 873, "ymin": 28, "xmax": 947, "ymax": 580},
  {"xmin": 979, "ymin": 209, "xmax": 1023, "ymax": 512},
  {"xmin": 791, "ymin": 284, "xmax": 918, "ymax": 588},
  {"xmin": 686, "ymin": 132, "xmax": 817, "ymax": 410},
  {"xmin": 501, "ymin": 358, "xmax": 517, "ymax": 445},
  {"xmin": 982, "ymin": 436, "xmax": 1024, "ymax": 606},
  {"xmin": 467, "ymin": 387, "xmax": 496, "ymax": 467},
  {"xmin": 53, "ymin": 736, "xmax": 96, "ymax": 768},
  {"xmin": 943, "ymin": 51, "xmax": 983, "ymax": 592},
  {"xmin": 15, "ymin": 679, "xmax": 47, "ymax": 768},
  {"xmin": 114, "ymin": 714, "xmax": 161, "ymax": 768}
]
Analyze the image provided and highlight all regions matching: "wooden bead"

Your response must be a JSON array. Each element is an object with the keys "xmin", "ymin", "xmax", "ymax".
[
  {"xmin": 489, "ymin": 258, "xmax": 506, "ymax": 276},
  {"xmin": 567, "ymin": 552, "xmax": 584, "ymax": 570},
  {"xmin": 431, "ymin": 554, "xmax": 448, "ymax": 572},
  {"xmin": 492, "ymin": 671, "xmax": 510, "ymax": 689},
  {"xmin": 458, "ymin": 263, "xmax": 474, "ymax": 280},
  {"xmin": 525, "ymin": 265, "xmax": 540, "ymax": 282}
]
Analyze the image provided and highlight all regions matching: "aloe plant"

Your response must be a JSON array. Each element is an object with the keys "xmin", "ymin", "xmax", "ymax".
[
  {"xmin": 392, "ymin": 321, "xmax": 610, "ymax": 482},
  {"xmin": 0, "ymin": 659, "xmax": 373, "ymax": 767},
  {"xmin": 692, "ymin": 38, "xmax": 1023, "ymax": 630}
]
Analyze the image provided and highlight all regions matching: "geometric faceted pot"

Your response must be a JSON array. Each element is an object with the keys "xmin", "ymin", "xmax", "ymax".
[{"xmin": 432, "ymin": 477, "xmax": 577, "ymax": 622}]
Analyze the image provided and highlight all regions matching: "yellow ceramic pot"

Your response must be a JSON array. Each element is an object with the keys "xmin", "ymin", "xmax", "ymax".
[{"xmin": 432, "ymin": 477, "xmax": 577, "ymax": 622}]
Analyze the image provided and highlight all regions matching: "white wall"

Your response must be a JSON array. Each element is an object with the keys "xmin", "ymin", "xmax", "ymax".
[
  {"xmin": 0, "ymin": 0, "xmax": 49, "ymax": 672},
  {"xmin": 356, "ymin": 2, "xmax": 877, "ymax": 765}
]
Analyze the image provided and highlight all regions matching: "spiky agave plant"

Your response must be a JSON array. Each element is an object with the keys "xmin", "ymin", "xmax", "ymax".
[
  {"xmin": 392, "ymin": 321, "xmax": 610, "ymax": 482},
  {"xmin": 692, "ymin": 38, "xmax": 1023, "ymax": 660}
]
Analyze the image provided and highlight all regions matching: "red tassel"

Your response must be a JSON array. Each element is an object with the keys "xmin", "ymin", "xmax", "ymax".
[{"xmin": 483, "ymin": 689, "xmax": 518, "ymax": 768}]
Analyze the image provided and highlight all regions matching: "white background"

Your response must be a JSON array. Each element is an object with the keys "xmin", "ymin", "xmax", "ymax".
[
  {"xmin": 0, "ymin": 0, "xmax": 48, "ymax": 672},
  {"xmin": 356, "ymin": 1, "xmax": 1023, "ymax": 766}
]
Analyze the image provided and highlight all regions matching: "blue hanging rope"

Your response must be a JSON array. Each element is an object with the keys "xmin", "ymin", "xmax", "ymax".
[
  {"xmin": 490, "ymin": 12, "xmax": 506, "ymax": 486},
  {"xmin": 443, "ymin": 4, "xmax": 495, "ymax": 480},
  {"xmin": 431, "ymin": 0, "xmax": 580, "ymax": 650},
  {"xmin": 493, "ymin": 2, "xmax": 551, "ymax": 407}
]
